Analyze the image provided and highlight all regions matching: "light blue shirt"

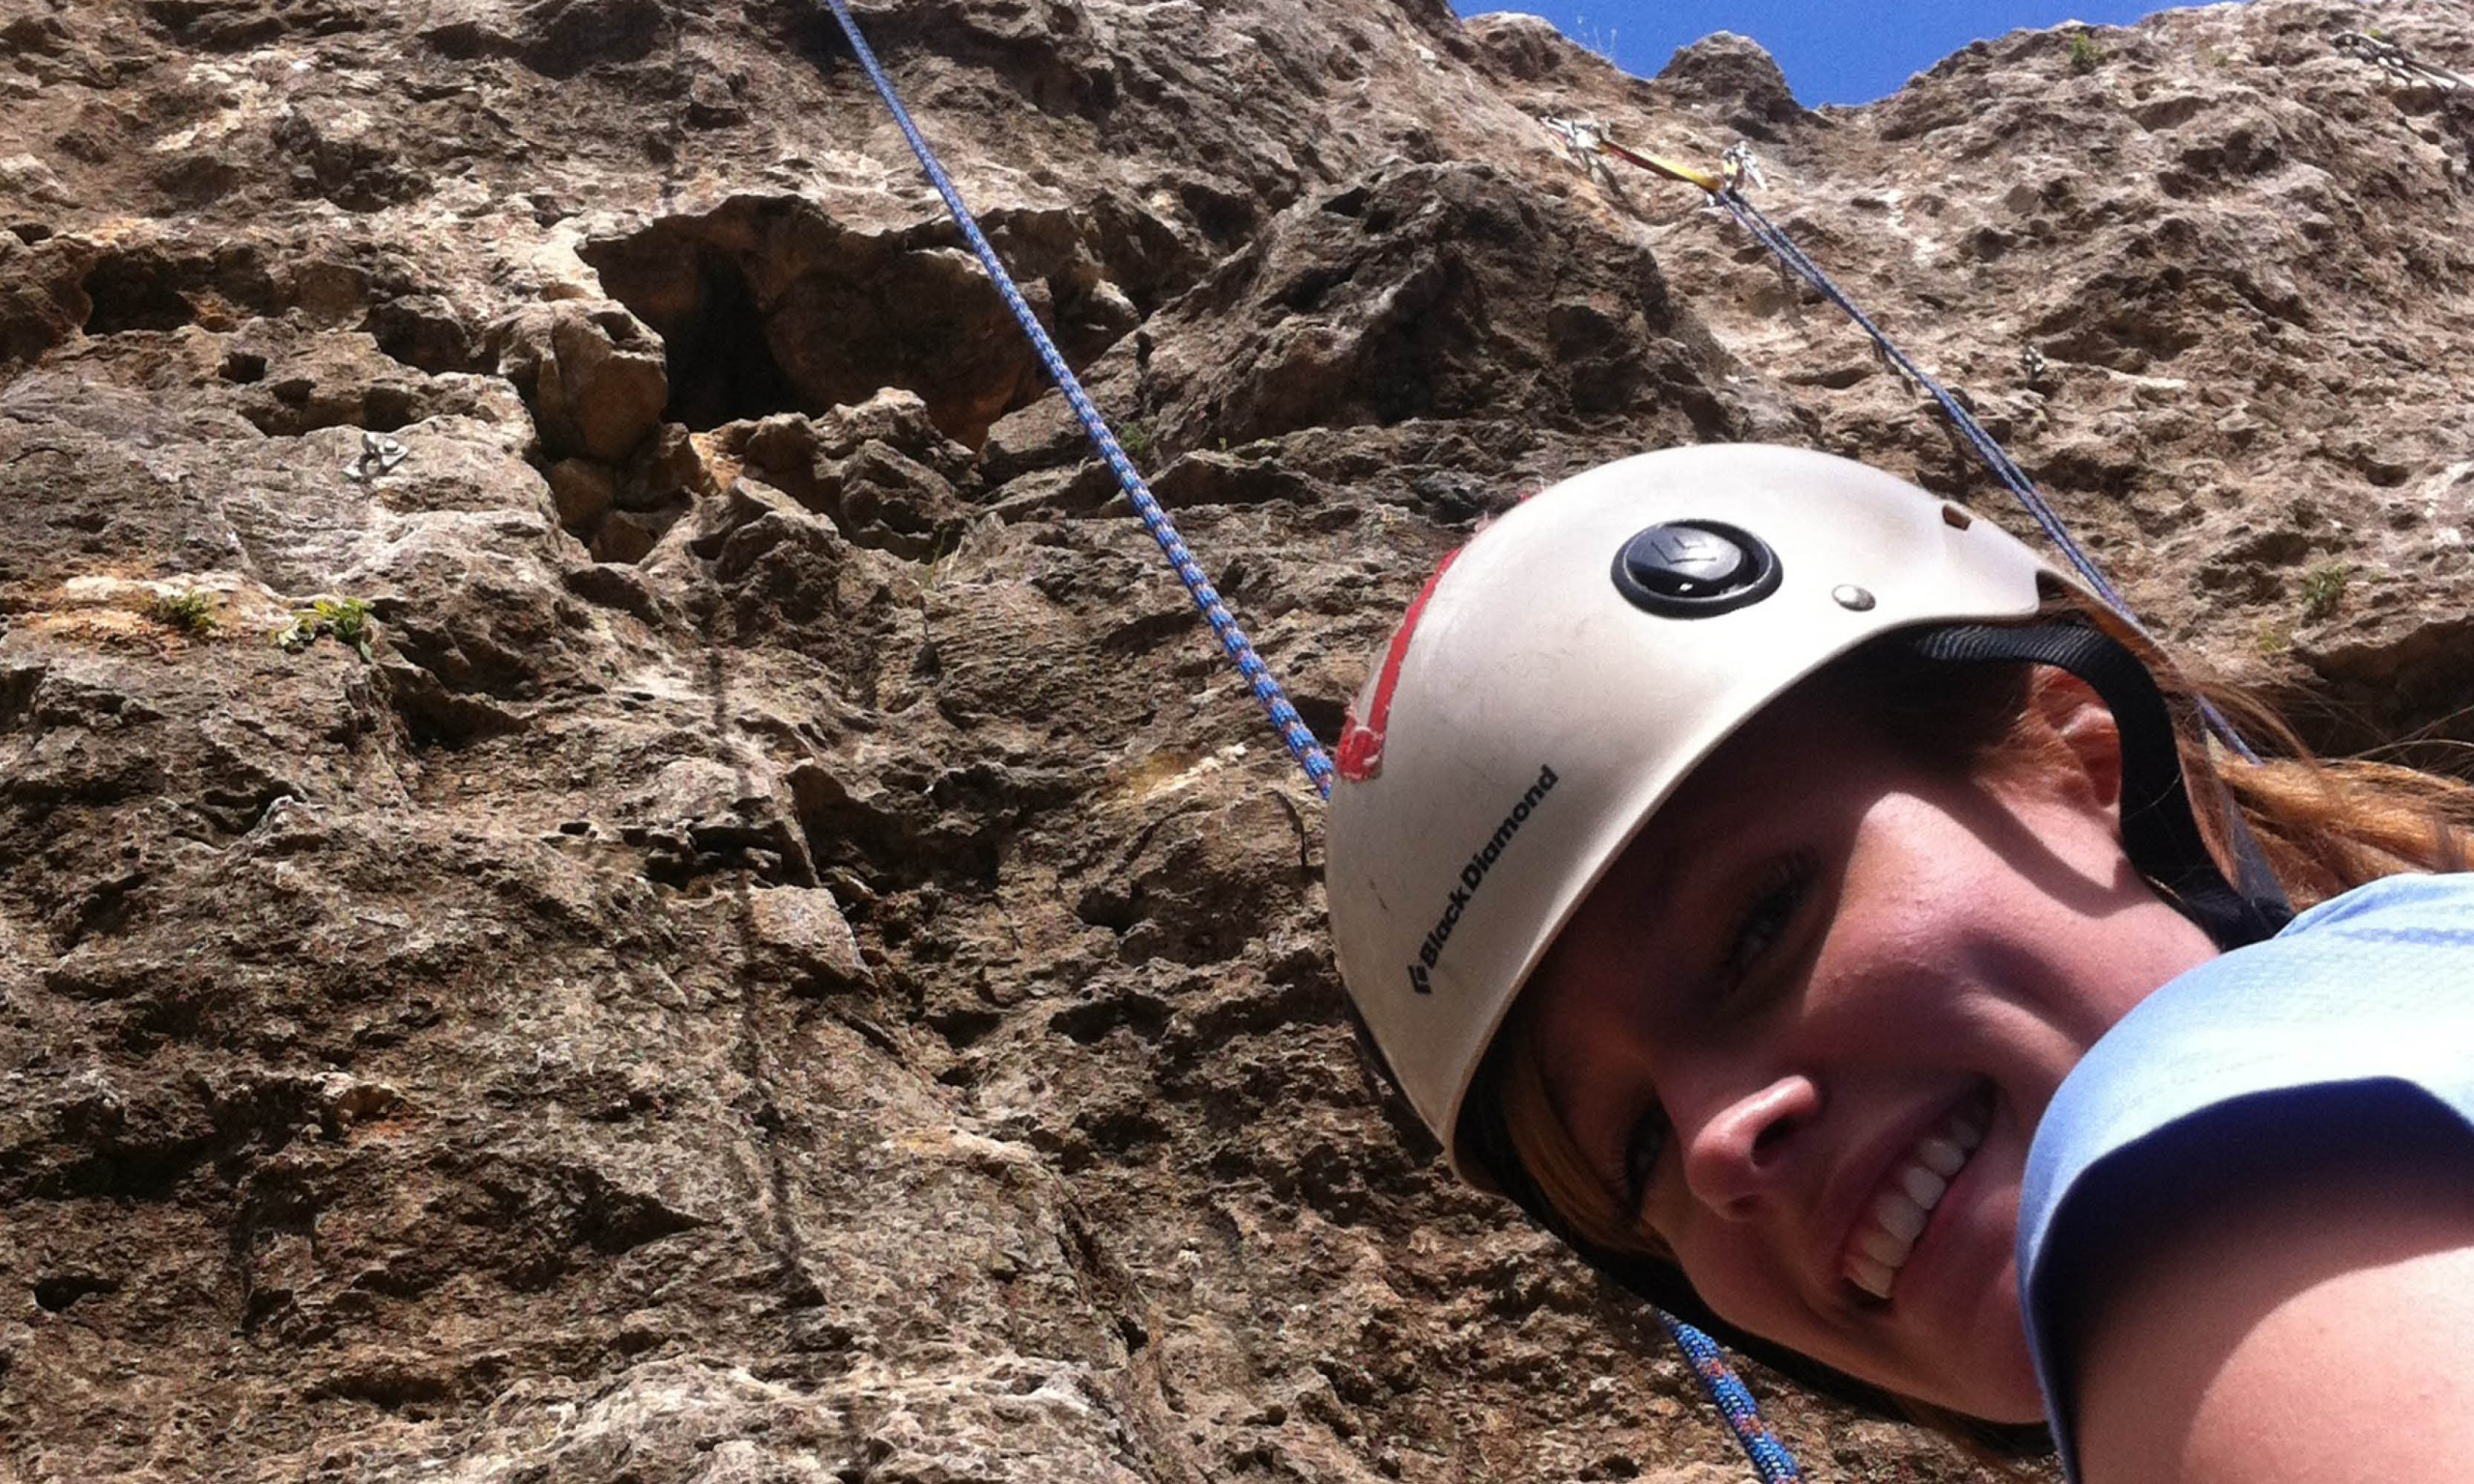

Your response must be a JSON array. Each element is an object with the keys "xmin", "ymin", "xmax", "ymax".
[{"xmin": 2017, "ymin": 872, "xmax": 2474, "ymax": 1476}]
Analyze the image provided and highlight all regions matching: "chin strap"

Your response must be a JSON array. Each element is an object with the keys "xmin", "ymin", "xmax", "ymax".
[{"xmin": 1895, "ymin": 623, "xmax": 2291, "ymax": 951}]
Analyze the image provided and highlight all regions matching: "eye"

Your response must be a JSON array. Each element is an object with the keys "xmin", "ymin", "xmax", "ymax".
[
  {"xmin": 1719, "ymin": 851, "xmax": 1816, "ymax": 993},
  {"xmin": 1622, "ymin": 1101, "xmax": 1672, "ymax": 1213}
]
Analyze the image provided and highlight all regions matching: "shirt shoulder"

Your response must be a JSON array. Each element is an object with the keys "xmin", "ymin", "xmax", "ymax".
[{"xmin": 2016, "ymin": 871, "xmax": 2474, "ymax": 1474}]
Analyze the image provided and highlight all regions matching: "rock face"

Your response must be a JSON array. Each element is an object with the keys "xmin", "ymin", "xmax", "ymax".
[{"xmin": 2, "ymin": 0, "xmax": 2471, "ymax": 1479}]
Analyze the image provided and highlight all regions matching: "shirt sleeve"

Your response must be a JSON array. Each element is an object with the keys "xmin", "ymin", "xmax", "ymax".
[{"xmin": 2015, "ymin": 872, "xmax": 2474, "ymax": 1478}]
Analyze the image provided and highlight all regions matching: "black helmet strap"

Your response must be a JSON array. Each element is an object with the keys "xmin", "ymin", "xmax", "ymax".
[{"xmin": 1894, "ymin": 622, "xmax": 2292, "ymax": 951}]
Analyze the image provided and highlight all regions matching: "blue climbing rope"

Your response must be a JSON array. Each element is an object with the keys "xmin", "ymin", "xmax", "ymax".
[
  {"xmin": 1541, "ymin": 114, "xmax": 2260, "ymax": 763},
  {"xmin": 816, "ymin": 0, "xmax": 1333, "ymax": 798},
  {"xmin": 1704, "ymin": 183, "xmax": 2262, "ymax": 764},
  {"xmin": 816, "ymin": 7, "xmax": 1801, "ymax": 1482},
  {"xmin": 1712, "ymin": 193, "xmax": 2130, "ymax": 612},
  {"xmin": 1661, "ymin": 1313, "xmax": 1806, "ymax": 1482}
]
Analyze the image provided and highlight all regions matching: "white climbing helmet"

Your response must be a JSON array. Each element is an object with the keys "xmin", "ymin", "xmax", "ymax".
[{"xmin": 1325, "ymin": 443, "xmax": 2083, "ymax": 1184}]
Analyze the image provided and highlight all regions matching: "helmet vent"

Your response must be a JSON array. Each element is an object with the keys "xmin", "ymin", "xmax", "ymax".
[{"xmin": 1611, "ymin": 521, "xmax": 1782, "ymax": 617}]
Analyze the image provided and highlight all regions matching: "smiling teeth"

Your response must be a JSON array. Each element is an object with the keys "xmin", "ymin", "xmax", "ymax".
[{"xmin": 1844, "ymin": 1100, "xmax": 1990, "ymax": 1300}]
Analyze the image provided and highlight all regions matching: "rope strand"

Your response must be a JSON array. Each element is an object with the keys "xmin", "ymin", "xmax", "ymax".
[
  {"xmin": 818, "ymin": 0, "xmax": 1335, "ymax": 796},
  {"xmin": 816, "ymin": 12, "xmax": 1807, "ymax": 1479},
  {"xmin": 1705, "ymin": 186, "xmax": 2260, "ymax": 765},
  {"xmin": 1661, "ymin": 1313, "xmax": 1806, "ymax": 1482}
]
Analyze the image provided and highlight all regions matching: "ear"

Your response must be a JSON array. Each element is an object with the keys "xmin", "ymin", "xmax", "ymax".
[{"xmin": 2026, "ymin": 668, "xmax": 2125, "ymax": 819}]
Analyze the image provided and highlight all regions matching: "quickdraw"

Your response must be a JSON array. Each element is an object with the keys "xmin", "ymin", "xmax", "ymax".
[
  {"xmin": 2333, "ymin": 30, "xmax": 2473, "ymax": 93},
  {"xmin": 1541, "ymin": 115, "xmax": 1727, "ymax": 192}
]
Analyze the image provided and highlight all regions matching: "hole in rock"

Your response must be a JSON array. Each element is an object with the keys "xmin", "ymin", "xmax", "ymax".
[
  {"xmin": 1290, "ymin": 693, "xmax": 1347, "ymax": 747},
  {"xmin": 34, "ymin": 1274, "xmax": 119, "ymax": 1312},
  {"xmin": 582, "ymin": 198, "xmax": 1049, "ymax": 447},
  {"xmin": 652, "ymin": 247, "xmax": 802, "ymax": 431},
  {"xmin": 1050, "ymin": 994, "xmax": 1171, "ymax": 1044},
  {"xmin": 380, "ymin": 666, "xmax": 526, "ymax": 753},
  {"xmin": 82, "ymin": 251, "xmax": 196, "ymax": 334}
]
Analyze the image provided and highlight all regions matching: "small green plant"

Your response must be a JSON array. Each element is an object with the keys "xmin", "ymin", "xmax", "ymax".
[
  {"xmin": 2300, "ymin": 561, "xmax": 2349, "ymax": 622},
  {"xmin": 916, "ymin": 528, "xmax": 964, "ymax": 593},
  {"xmin": 146, "ymin": 588, "xmax": 218, "ymax": 637},
  {"xmin": 279, "ymin": 596, "xmax": 378, "ymax": 662},
  {"xmin": 1115, "ymin": 417, "xmax": 1158, "ymax": 465},
  {"xmin": 2067, "ymin": 30, "xmax": 2100, "ymax": 73}
]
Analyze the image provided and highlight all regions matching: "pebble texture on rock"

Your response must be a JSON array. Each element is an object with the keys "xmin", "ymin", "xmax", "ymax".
[{"xmin": 2, "ymin": 0, "xmax": 2470, "ymax": 1479}]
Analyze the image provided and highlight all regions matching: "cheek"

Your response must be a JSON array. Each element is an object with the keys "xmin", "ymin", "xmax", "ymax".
[
  {"xmin": 1665, "ymin": 1227, "xmax": 1806, "ymax": 1337},
  {"xmin": 1853, "ymin": 891, "xmax": 2124, "ymax": 1059},
  {"xmin": 1973, "ymin": 805, "xmax": 2221, "ymax": 1032},
  {"xmin": 1811, "ymin": 848, "xmax": 2112, "ymax": 1093},
  {"xmin": 1811, "ymin": 876, "xmax": 1977, "ymax": 1018},
  {"xmin": 2047, "ymin": 897, "xmax": 2218, "ymax": 1034}
]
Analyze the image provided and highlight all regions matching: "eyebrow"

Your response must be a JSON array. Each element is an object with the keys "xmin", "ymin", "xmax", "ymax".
[
  {"xmin": 1597, "ymin": 802, "xmax": 1695, "ymax": 941},
  {"xmin": 1607, "ymin": 791, "xmax": 1728, "ymax": 964}
]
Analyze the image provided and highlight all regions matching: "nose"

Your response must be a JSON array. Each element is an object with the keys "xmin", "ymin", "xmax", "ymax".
[{"xmin": 1679, "ymin": 1073, "xmax": 1821, "ymax": 1220}]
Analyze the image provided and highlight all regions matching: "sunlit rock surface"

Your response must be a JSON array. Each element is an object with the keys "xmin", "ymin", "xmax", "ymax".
[{"xmin": 3, "ymin": 0, "xmax": 2472, "ymax": 1477}]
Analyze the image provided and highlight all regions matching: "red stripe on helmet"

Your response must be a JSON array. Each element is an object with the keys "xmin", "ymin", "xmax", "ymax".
[{"xmin": 1337, "ymin": 548, "xmax": 1462, "ymax": 784}]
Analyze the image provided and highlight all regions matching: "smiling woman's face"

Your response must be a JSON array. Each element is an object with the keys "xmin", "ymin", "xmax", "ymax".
[{"xmin": 1522, "ymin": 670, "xmax": 2219, "ymax": 1422}]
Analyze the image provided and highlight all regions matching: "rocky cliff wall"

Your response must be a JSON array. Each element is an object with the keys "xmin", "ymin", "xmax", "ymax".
[{"xmin": 2, "ymin": 0, "xmax": 2470, "ymax": 1479}]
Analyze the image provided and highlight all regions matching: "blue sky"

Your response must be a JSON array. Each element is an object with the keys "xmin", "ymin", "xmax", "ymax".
[{"xmin": 1457, "ymin": 1, "xmax": 2210, "ymax": 105}]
